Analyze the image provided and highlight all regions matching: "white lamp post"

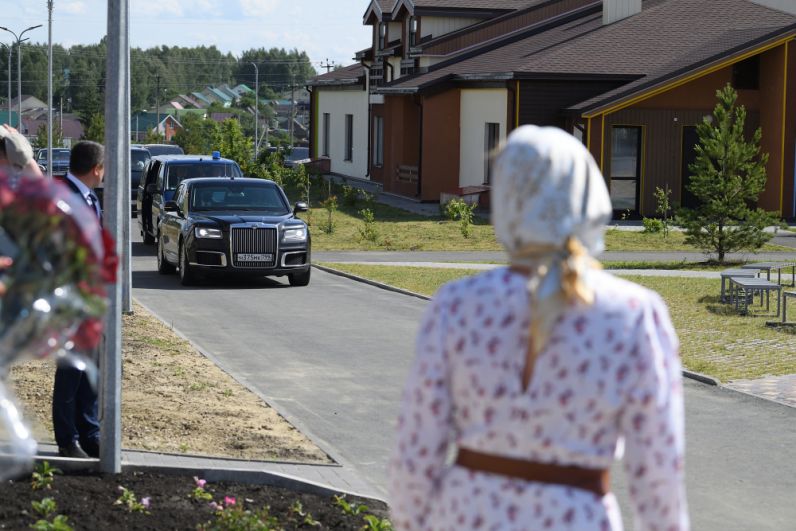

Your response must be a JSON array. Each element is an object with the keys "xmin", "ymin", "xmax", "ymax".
[
  {"xmin": 0, "ymin": 25, "xmax": 42, "ymax": 132},
  {"xmin": 47, "ymin": 1, "xmax": 54, "ymax": 177},
  {"xmin": 251, "ymin": 62, "xmax": 258, "ymax": 161}
]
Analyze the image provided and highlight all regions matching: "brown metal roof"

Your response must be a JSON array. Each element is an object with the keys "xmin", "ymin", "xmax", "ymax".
[
  {"xmin": 308, "ymin": 64, "xmax": 367, "ymax": 87},
  {"xmin": 381, "ymin": 0, "xmax": 796, "ymax": 109},
  {"xmin": 412, "ymin": 0, "xmax": 544, "ymax": 9}
]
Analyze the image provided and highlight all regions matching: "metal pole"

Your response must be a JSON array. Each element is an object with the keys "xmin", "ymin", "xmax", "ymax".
[
  {"xmin": 155, "ymin": 75, "xmax": 160, "ymax": 141},
  {"xmin": 0, "ymin": 26, "xmax": 41, "ymax": 130},
  {"xmin": 251, "ymin": 62, "xmax": 258, "ymax": 161},
  {"xmin": 101, "ymin": 0, "xmax": 129, "ymax": 474},
  {"xmin": 4, "ymin": 45, "xmax": 10, "ymax": 126},
  {"xmin": 47, "ymin": 1, "xmax": 54, "ymax": 178}
]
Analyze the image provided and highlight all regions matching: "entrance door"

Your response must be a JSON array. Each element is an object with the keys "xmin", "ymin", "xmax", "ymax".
[
  {"xmin": 609, "ymin": 126, "xmax": 642, "ymax": 214},
  {"xmin": 681, "ymin": 126, "xmax": 700, "ymax": 209}
]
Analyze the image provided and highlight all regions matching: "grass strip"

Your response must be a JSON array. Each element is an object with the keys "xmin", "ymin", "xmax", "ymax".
[
  {"xmin": 298, "ymin": 198, "xmax": 789, "ymax": 252},
  {"xmin": 319, "ymin": 262, "xmax": 796, "ymax": 382}
]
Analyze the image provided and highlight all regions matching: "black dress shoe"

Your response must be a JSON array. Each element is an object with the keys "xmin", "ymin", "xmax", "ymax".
[
  {"xmin": 58, "ymin": 441, "xmax": 89, "ymax": 459},
  {"xmin": 80, "ymin": 438, "xmax": 100, "ymax": 458}
]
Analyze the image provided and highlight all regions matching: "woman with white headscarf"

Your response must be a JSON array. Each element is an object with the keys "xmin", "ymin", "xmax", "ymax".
[{"xmin": 389, "ymin": 126, "xmax": 688, "ymax": 530}]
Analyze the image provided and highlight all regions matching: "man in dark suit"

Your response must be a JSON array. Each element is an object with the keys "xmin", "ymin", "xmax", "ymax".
[{"xmin": 53, "ymin": 141, "xmax": 105, "ymax": 458}]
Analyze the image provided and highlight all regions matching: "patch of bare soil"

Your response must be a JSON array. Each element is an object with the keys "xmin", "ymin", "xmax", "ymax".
[
  {"xmin": 8, "ymin": 301, "xmax": 331, "ymax": 464},
  {"xmin": 0, "ymin": 469, "xmax": 389, "ymax": 530}
]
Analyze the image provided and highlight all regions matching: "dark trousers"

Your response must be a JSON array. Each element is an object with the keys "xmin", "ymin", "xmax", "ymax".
[{"xmin": 52, "ymin": 365, "xmax": 99, "ymax": 448}]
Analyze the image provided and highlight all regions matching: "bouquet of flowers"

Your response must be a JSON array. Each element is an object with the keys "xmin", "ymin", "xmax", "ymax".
[{"xmin": 0, "ymin": 171, "xmax": 116, "ymax": 478}]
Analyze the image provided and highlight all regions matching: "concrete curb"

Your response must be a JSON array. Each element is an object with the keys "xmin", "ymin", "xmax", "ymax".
[
  {"xmin": 314, "ymin": 264, "xmax": 725, "ymax": 390},
  {"xmin": 122, "ymin": 463, "xmax": 387, "ymax": 504},
  {"xmin": 313, "ymin": 264, "xmax": 431, "ymax": 301}
]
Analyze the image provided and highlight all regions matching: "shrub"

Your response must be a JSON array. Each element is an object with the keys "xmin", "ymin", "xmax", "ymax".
[
  {"xmin": 358, "ymin": 208, "xmax": 379, "ymax": 243},
  {"xmin": 642, "ymin": 218, "xmax": 664, "ymax": 234},
  {"xmin": 443, "ymin": 198, "xmax": 478, "ymax": 238}
]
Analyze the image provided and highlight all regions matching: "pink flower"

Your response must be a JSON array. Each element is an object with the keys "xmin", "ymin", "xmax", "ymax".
[
  {"xmin": 193, "ymin": 477, "xmax": 207, "ymax": 488},
  {"xmin": 209, "ymin": 501, "xmax": 219, "ymax": 511},
  {"xmin": 141, "ymin": 497, "xmax": 151, "ymax": 509},
  {"xmin": 224, "ymin": 496, "xmax": 236, "ymax": 506}
]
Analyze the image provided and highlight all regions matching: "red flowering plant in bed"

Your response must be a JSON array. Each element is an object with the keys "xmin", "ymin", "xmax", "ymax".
[{"xmin": 0, "ymin": 171, "xmax": 117, "ymax": 477}]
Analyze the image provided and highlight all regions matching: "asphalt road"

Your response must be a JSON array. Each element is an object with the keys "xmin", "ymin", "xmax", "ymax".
[{"xmin": 130, "ymin": 231, "xmax": 796, "ymax": 529}]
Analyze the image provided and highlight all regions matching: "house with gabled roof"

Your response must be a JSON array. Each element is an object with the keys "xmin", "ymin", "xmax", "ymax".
[
  {"xmin": 311, "ymin": 0, "xmax": 796, "ymax": 218},
  {"xmin": 192, "ymin": 92, "xmax": 214, "ymax": 108}
]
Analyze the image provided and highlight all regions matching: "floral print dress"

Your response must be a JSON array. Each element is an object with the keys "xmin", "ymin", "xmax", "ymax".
[{"xmin": 389, "ymin": 268, "xmax": 688, "ymax": 531}]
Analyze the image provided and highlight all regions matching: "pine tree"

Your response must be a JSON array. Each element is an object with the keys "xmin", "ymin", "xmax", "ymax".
[
  {"xmin": 82, "ymin": 112, "xmax": 104, "ymax": 142},
  {"xmin": 678, "ymin": 84, "xmax": 780, "ymax": 262}
]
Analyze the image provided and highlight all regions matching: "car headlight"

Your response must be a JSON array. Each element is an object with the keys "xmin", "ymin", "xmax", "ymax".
[
  {"xmin": 282, "ymin": 227, "xmax": 307, "ymax": 242},
  {"xmin": 195, "ymin": 227, "xmax": 223, "ymax": 239}
]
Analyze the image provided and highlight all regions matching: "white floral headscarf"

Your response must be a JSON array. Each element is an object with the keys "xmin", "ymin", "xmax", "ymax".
[{"xmin": 491, "ymin": 125, "xmax": 612, "ymax": 356}]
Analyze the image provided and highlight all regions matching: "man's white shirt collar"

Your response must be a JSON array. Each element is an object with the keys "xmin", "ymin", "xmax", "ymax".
[{"xmin": 65, "ymin": 172, "xmax": 93, "ymax": 201}]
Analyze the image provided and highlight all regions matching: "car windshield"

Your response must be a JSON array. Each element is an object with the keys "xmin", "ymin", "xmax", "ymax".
[
  {"xmin": 38, "ymin": 150, "xmax": 70, "ymax": 162},
  {"xmin": 131, "ymin": 150, "xmax": 150, "ymax": 170},
  {"xmin": 286, "ymin": 147, "xmax": 309, "ymax": 161},
  {"xmin": 190, "ymin": 184, "xmax": 289, "ymax": 214},
  {"xmin": 165, "ymin": 163, "xmax": 242, "ymax": 190},
  {"xmin": 145, "ymin": 145, "xmax": 184, "ymax": 156}
]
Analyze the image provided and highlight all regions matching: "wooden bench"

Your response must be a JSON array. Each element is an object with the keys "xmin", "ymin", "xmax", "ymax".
[
  {"xmin": 728, "ymin": 277, "xmax": 782, "ymax": 316},
  {"xmin": 395, "ymin": 165, "xmax": 418, "ymax": 183}
]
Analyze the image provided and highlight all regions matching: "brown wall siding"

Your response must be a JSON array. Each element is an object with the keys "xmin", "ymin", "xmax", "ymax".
[
  {"xmin": 604, "ymin": 109, "xmax": 761, "ymax": 216},
  {"xmin": 421, "ymin": 0, "xmax": 597, "ymax": 57},
  {"xmin": 759, "ymin": 44, "xmax": 787, "ymax": 213},
  {"xmin": 636, "ymin": 65, "xmax": 761, "ymax": 111},
  {"xmin": 370, "ymin": 96, "xmax": 422, "ymax": 198},
  {"xmin": 519, "ymin": 79, "xmax": 627, "ymax": 128},
  {"xmin": 784, "ymin": 40, "xmax": 796, "ymax": 218},
  {"xmin": 421, "ymin": 90, "xmax": 461, "ymax": 201}
]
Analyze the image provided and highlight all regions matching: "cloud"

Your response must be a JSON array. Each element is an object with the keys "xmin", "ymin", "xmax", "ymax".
[
  {"xmin": 60, "ymin": 1, "xmax": 88, "ymax": 15},
  {"xmin": 131, "ymin": 0, "xmax": 184, "ymax": 17},
  {"xmin": 240, "ymin": 0, "xmax": 281, "ymax": 17}
]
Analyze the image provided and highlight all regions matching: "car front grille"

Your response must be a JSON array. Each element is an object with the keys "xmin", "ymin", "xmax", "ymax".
[{"xmin": 230, "ymin": 227, "xmax": 277, "ymax": 268}]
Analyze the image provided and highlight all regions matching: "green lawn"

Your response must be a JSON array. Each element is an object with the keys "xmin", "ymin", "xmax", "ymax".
[
  {"xmin": 319, "ymin": 262, "xmax": 796, "ymax": 382},
  {"xmin": 298, "ymin": 198, "xmax": 789, "ymax": 252}
]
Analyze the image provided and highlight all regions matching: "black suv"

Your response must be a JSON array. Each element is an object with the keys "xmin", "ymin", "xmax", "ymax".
[
  {"xmin": 157, "ymin": 177, "xmax": 310, "ymax": 286},
  {"xmin": 131, "ymin": 147, "xmax": 151, "ymax": 217},
  {"xmin": 35, "ymin": 148, "xmax": 71, "ymax": 177},
  {"xmin": 137, "ymin": 153, "xmax": 243, "ymax": 244}
]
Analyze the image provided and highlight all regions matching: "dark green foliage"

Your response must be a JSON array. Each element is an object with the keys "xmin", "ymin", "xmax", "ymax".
[
  {"xmin": 0, "ymin": 43, "xmax": 314, "ymax": 123},
  {"xmin": 678, "ymin": 84, "xmax": 780, "ymax": 261}
]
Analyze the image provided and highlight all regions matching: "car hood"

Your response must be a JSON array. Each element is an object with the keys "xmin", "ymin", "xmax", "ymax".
[{"xmin": 192, "ymin": 212, "xmax": 297, "ymax": 226}]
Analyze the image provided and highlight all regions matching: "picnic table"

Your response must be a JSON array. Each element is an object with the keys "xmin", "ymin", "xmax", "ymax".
[
  {"xmin": 781, "ymin": 291, "xmax": 796, "ymax": 323},
  {"xmin": 728, "ymin": 276, "xmax": 782, "ymax": 316},
  {"xmin": 720, "ymin": 268, "xmax": 760, "ymax": 303},
  {"xmin": 741, "ymin": 262, "xmax": 796, "ymax": 287}
]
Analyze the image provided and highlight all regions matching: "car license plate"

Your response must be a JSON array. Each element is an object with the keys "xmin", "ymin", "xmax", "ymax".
[{"xmin": 236, "ymin": 253, "xmax": 273, "ymax": 262}]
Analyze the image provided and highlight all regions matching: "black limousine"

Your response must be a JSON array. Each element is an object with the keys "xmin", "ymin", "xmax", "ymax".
[{"xmin": 156, "ymin": 177, "xmax": 311, "ymax": 286}]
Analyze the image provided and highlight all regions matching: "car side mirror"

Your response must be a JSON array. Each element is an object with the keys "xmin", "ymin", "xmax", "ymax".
[
  {"xmin": 294, "ymin": 201, "xmax": 309, "ymax": 213},
  {"xmin": 146, "ymin": 183, "xmax": 157, "ymax": 194},
  {"xmin": 164, "ymin": 200, "xmax": 181, "ymax": 214}
]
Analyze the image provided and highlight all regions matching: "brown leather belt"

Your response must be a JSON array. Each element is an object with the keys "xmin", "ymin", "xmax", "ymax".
[{"xmin": 455, "ymin": 448, "xmax": 610, "ymax": 496}]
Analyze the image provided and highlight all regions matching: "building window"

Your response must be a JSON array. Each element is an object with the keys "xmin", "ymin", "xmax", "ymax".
[
  {"xmin": 484, "ymin": 123, "xmax": 500, "ymax": 184},
  {"xmin": 732, "ymin": 55, "xmax": 760, "ymax": 90},
  {"xmin": 373, "ymin": 116, "xmax": 384, "ymax": 167},
  {"xmin": 409, "ymin": 17, "xmax": 418, "ymax": 47},
  {"xmin": 322, "ymin": 113, "xmax": 330, "ymax": 157},
  {"xmin": 344, "ymin": 114, "xmax": 354, "ymax": 162},
  {"xmin": 609, "ymin": 126, "xmax": 642, "ymax": 213},
  {"xmin": 378, "ymin": 23, "xmax": 386, "ymax": 50}
]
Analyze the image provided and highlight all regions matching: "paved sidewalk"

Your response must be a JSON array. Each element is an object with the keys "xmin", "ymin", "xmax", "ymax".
[
  {"xmin": 725, "ymin": 374, "xmax": 796, "ymax": 408},
  {"xmin": 36, "ymin": 443, "xmax": 385, "ymax": 501}
]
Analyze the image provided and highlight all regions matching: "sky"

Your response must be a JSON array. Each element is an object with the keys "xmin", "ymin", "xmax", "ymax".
[{"xmin": 0, "ymin": 0, "xmax": 373, "ymax": 71}]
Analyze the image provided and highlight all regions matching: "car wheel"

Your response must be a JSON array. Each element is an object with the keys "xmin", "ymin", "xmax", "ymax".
[
  {"xmin": 142, "ymin": 230, "xmax": 155, "ymax": 245},
  {"xmin": 179, "ymin": 241, "xmax": 197, "ymax": 286},
  {"xmin": 288, "ymin": 267, "xmax": 311, "ymax": 287},
  {"xmin": 157, "ymin": 234, "xmax": 175, "ymax": 274}
]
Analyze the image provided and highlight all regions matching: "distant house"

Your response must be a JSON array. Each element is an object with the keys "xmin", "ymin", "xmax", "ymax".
[
  {"xmin": 131, "ymin": 111, "xmax": 183, "ymax": 142},
  {"xmin": 209, "ymin": 112, "xmax": 235, "ymax": 123},
  {"xmin": 21, "ymin": 112, "xmax": 83, "ymax": 145},
  {"xmin": 192, "ymin": 92, "xmax": 214, "ymax": 108},
  {"xmin": 310, "ymin": 0, "xmax": 796, "ymax": 219},
  {"xmin": 177, "ymin": 94, "xmax": 205, "ymax": 109},
  {"xmin": 232, "ymin": 84, "xmax": 255, "ymax": 97},
  {"xmin": 9, "ymin": 95, "xmax": 47, "ymax": 113}
]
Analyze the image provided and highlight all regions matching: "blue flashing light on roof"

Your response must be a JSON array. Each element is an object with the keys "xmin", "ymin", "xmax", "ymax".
[{"xmin": 212, "ymin": 150, "xmax": 221, "ymax": 160}]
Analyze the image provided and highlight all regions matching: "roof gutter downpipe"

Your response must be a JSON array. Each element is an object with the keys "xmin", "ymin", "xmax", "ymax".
[{"xmin": 361, "ymin": 59, "xmax": 372, "ymax": 178}]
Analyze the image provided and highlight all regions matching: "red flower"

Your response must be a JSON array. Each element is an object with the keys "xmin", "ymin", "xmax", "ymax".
[{"xmin": 101, "ymin": 229, "xmax": 118, "ymax": 284}]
